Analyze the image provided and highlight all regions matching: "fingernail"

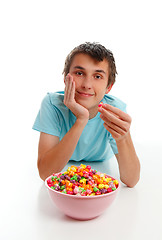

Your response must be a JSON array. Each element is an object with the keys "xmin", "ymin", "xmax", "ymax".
[{"xmin": 98, "ymin": 107, "xmax": 103, "ymax": 112}]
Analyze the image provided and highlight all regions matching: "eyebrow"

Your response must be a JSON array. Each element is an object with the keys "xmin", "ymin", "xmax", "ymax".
[{"xmin": 73, "ymin": 66, "xmax": 106, "ymax": 75}]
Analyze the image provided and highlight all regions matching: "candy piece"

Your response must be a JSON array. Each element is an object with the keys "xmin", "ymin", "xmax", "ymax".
[
  {"xmin": 73, "ymin": 186, "xmax": 79, "ymax": 194},
  {"xmin": 98, "ymin": 184, "xmax": 104, "ymax": 189},
  {"xmin": 113, "ymin": 180, "xmax": 119, "ymax": 186},
  {"xmin": 51, "ymin": 176, "xmax": 57, "ymax": 181},
  {"xmin": 71, "ymin": 174, "xmax": 78, "ymax": 181},
  {"xmin": 98, "ymin": 102, "xmax": 103, "ymax": 107},
  {"xmin": 93, "ymin": 187, "xmax": 99, "ymax": 192},
  {"xmin": 96, "ymin": 190, "xmax": 101, "ymax": 195},
  {"xmin": 67, "ymin": 190, "xmax": 73, "ymax": 195},
  {"xmin": 62, "ymin": 189, "xmax": 67, "ymax": 194},
  {"xmin": 80, "ymin": 179, "xmax": 87, "ymax": 184},
  {"xmin": 80, "ymin": 164, "xmax": 86, "ymax": 169},
  {"xmin": 86, "ymin": 165, "xmax": 91, "ymax": 170},
  {"xmin": 86, "ymin": 189, "xmax": 92, "ymax": 195},
  {"xmin": 107, "ymin": 188, "xmax": 113, "ymax": 193}
]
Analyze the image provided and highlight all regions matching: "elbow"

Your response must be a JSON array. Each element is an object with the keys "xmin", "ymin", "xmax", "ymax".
[
  {"xmin": 120, "ymin": 172, "xmax": 140, "ymax": 188},
  {"xmin": 38, "ymin": 171, "xmax": 46, "ymax": 182},
  {"xmin": 120, "ymin": 159, "xmax": 141, "ymax": 188},
  {"xmin": 37, "ymin": 159, "xmax": 47, "ymax": 182},
  {"xmin": 37, "ymin": 157, "xmax": 59, "ymax": 182}
]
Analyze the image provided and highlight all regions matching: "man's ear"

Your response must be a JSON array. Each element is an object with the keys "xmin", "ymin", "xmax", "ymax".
[{"xmin": 105, "ymin": 83, "xmax": 113, "ymax": 94}]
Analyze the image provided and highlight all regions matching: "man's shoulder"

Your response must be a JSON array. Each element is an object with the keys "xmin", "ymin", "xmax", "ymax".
[
  {"xmin": 43, "ymin": 91, "xmax": 65, "ymax": 107},
  {"xmin": 103, "ymin": 94, "xmax": 127, "ymax": 111}
]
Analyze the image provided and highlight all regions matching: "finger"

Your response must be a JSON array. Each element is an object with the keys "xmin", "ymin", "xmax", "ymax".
[
  {"xmin": 101, "ymin": 108, "xmax": 130, "ymax": 132},
  {"xmin": 66, "ymin": 75, "xmax": 73, "ymax": 102},
  {"xmin": 71, "ymin": 80, "xmax": 75, "ymax": 101},
  {"xmin": 67, "ymin": 75, "xmax": 74, "ymax": 102},
  {"xmin": 101, "ymin": 115, "xmax": 127, "ymax": 135},
  {"xmin": 102, "ymin": 104, "xmax": 131, "ymax": 122},
  {"xmin": 64, "ymin": 75, "xmax": 69, "ymax": 103},
  {"xmin": 103, "ymin": 122, "xmax": 120, "ymax": 139},
  {"xmin": 100, "ymin": 107, "xmax": 126, "ymax": 128}
]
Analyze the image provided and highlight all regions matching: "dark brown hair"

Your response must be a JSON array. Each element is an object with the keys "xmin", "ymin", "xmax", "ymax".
[{"xmin": 62, "ymin": 42, "xmax": 117, "ymax": 87}]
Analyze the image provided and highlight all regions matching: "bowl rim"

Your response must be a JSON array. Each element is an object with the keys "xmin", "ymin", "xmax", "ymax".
[{"xmin": 45, "ymin": 173, "xmax": 120, "ymax": 199}]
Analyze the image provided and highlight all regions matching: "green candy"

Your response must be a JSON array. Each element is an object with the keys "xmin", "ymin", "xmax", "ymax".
[
  {"xmin": 71, "ymin": 174, "xmax": 78, "ymax": 181},
  {"xmin": 112, "ymin": 187, "xmax": 116, "ymax": 191},
  {"xmin": 62, "ymin": 189, "xmax": 67, "ymax": 194},
  {"xmin": 82, "ymin": 189, "xmax": 86, "ymax": 193},
  {"xmin": 51, "ymin": 176, "xmax": 57, "ymax": 181},
  {"xmin": 60, "ymin": 185, "xmax": 65, "ymax": 190},
  {"xmin": 51, "ymin": 186, "xmax": 55, "ymax": 190},
  {"xmin": 93, "ymin": 187, "xmax": 99, "ymax": 192}
]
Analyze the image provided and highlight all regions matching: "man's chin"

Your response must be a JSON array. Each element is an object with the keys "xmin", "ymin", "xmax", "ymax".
[{"xmin": 76, "ymin": 100, "xmax": 88, "ymax": 109}]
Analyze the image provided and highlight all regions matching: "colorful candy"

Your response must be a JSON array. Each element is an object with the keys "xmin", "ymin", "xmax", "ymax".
[{"xmin": 47, "ymin": 164, "xmax": 119, "ymax": 196}]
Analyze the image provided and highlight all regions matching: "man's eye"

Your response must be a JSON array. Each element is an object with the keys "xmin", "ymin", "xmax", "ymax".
[
  {"xmin": 76, "ymin": 72, "xmax": 83, "ymax": 76},
  {"xmin": 95, "ymin": 75, "xmax": 102, "ymax": 79}
]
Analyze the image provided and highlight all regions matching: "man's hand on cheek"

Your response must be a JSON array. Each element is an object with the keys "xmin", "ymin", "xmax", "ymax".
[
  {"xmin": 64, "ymin": 74, "xmax": 89, "ymax": 122},
  {"xmin": 98, "ymin": 103, "xmax": 132, "ymax": 142}
]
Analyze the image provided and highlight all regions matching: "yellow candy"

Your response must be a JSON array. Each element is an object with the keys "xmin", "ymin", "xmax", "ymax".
[
  {"xmin": 98, "ymin": 184, "xmax": 104, "ymax": 189},
  {"xmin": 90, "ymin": 193, "xmax": 95, "ymax": 196},
  {"xmin": 80, "ymin": 179, "xmax": 87, "ymax": 184},
  {"xmin": 113, "ymin": 180, "xmax": 118, "ymax": 185},
  {"xmin": 104, "ymin": 184, "xmax": 109, "ymax": 189},
  {"xmin": 70, "ymin": 166, "xmax": 77, "ymax": 172},
  {"xmin": 104, "ymin": 178, "xmax": 109, "ymax": 183},
  {"xmin": 80, "ymin": 164, "xmax": 86, "ymax": 169},
  {"xmin": 105, "ymin": 178, "xmax": 112, "ymax": 183}
]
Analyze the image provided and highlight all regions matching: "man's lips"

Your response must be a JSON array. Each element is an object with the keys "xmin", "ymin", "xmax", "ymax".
[{"xmin": 77, "ymin": 91, "xmax": 94, "ymax": 97}]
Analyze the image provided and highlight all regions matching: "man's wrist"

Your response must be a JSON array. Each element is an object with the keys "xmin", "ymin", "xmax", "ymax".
[
  {"xmin": 115, "ymin": 131, "xmax": 130, "ymax": 145},
  {"xmin": 75, "ymin": 118, "xmax": 88, "ymax": 127}
]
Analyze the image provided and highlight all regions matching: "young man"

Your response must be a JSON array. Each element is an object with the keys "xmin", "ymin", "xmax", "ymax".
[{"xmin": 33, "ymin": 42, "xmax": 140, "ymax": 187}]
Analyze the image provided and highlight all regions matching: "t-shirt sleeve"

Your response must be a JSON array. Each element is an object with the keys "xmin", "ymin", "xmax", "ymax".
[
  {"xmin": 108, "ymin": 96, "xmax": 127, "ymax": 155},
  {"xmin": 32, "ymin": 93, "xmax": 61, "ymax": 137}
]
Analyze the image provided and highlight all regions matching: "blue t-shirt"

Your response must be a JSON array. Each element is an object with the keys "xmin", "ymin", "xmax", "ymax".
[{"xmin": 32, "ymin": 91, "xmax": 126, "ymax": 162}]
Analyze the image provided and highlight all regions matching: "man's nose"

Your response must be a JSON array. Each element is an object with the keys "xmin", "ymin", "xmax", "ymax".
[{"xmin": 81, "ymin": 76, "xmax": 92, "ymax": 89}]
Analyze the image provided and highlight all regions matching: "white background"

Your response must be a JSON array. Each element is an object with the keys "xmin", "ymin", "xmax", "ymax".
[{"xmin": 0, "ymin": 0, "xmax": 162, "ymax": 239}]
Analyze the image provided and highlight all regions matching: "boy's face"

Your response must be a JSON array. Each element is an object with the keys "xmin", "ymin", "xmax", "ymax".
[{"xmin": 68, "ymin": 53, "xmax": 111, "ymax": 117}]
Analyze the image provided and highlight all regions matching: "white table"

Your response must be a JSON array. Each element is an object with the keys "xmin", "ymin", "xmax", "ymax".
[{"xmin": 1, "ymin": 142, "xmax": 162, "ymax": 240}]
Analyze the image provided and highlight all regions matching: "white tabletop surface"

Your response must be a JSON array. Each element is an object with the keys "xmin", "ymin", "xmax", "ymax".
[{"xmin": 1, "ymin": 139, "xmax": 162, "ymax": 240}]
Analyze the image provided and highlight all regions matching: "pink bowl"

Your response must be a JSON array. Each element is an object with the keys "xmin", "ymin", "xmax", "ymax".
[{"xmin": 45, "ymin": 174, "xmax": 120, "ymax": 220}]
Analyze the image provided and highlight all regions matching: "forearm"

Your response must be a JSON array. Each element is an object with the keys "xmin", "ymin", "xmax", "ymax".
[
  {"xmin": 38, "ymin": 119, "xmax": 87, "ymax": 181},
  {"xmin": 116, "ymin": 132, "xmax": 140, "ymax": 187}
]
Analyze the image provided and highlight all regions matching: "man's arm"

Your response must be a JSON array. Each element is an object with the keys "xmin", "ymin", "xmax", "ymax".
[
  {"xmin": 38, "ymin": 119, "xmax": 87, "ymax": 181},
  {"xmin": 98, "ymin": 103, "xmax": 140, "ymax": 187},
  {"xmin": 115, "ymin": 132, "xmax": 140, "ymax": 187},
  {"xmin": 38, "ymin": 74, "xmax": 89, "ymax": 181}
]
